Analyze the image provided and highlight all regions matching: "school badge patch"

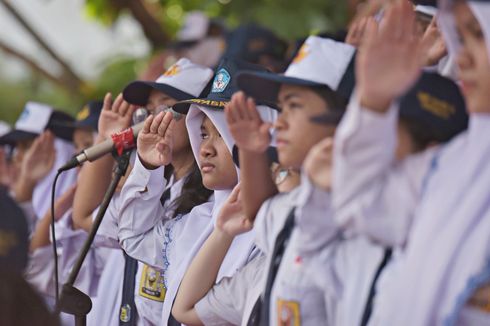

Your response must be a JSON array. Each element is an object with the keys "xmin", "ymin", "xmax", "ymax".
[
  {"xmin": 277, "ymin": 299, "xmax": 301, "ymax": 326},
  {"xmin": 292, "ymin": 44, "xmax": 309, "ymax": 64},
  {"xmin": 163, "ymin": 63, "xmax": 180, "ymax": 77},
  {"xmin": 211, "ymin": 68, "xmax": 231, "ymax": 93},
  {"xmin": 76, "ymin": 106, "xmax": 90, "ymax": 121},
  {"xmin": 138, "ymin": 264, "xmax": 166, "ymax": 302}
]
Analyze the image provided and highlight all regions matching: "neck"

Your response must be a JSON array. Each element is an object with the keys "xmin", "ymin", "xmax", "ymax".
[{"xmin": 171, "ymin": 149, "xmax": 195, "ymax": 181}]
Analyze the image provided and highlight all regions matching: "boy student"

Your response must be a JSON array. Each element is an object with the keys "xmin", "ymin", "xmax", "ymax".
[
  {"xmin": 171, "ymin": 35, "xmax": 355, "ymax": 325},
  {"xmin": 116, "ymin": 58, "xmax": 277, "ymax": 325},
  {"xmin": 332, "ymin": 0, "xmax": 490, "ymax": 324},
  {"xmin": 72, "ymin": 58, "xmax": 214, "ymax": 326},
  {"xmin": 0, "ymin": 102, "xmax": 77, "ymax": 230}
]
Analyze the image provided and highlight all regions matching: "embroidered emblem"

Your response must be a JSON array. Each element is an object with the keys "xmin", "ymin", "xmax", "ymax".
[
  {"xmin": 119, "ymin": 304, "xmax": 131, "ymax": 322},
  {"xmin": 76, "ymin": 106, "xmax": 90, "ymax": 121},
  {"xmin": 277, "ymin": 299, "xmax": 301, "ymax": 326},
  {"xmin": 211, "ymin": 68, "xmax": 231, "ymax": 93},
  {"xmin": 292, "ymin": 44, "xmax": 309, "ymax": 64},
  {"xmin": 417, "ymin": 91, "xmax": 455, "ymax": 119},
  {"xmin": 163, "ymin": 63, "xmax": 181, "ymax": 77},
  {"xmin": 139, "ymin": 264, "xmax": 166, "ymax": 302}
]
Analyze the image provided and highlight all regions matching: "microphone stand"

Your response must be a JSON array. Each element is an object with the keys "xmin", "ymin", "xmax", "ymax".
[{"xmin": 55, "ymin": 150, "xmax": 131, "ymax": 326}]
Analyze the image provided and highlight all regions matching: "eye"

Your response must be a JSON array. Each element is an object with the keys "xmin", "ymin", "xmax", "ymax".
[{"xmin": 200, "ymin": 132, "xmax": 209, "ymax": 140}]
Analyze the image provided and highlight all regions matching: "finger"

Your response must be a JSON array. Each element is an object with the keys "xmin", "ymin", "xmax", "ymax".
[
  {"xmin": 150, "ymin": 112, "xmax": 165, "ymax": 134},
  {"xmin": 157, "ymin": 112, "xmax": 173, "ymax": 137},
  {"xmin": 234, "ymin": 92, "xmax": 248, "ymax": 121},
  {"xmin": 228, "ymin": 184, "xmax": 241, "ymax": 203},
  {"xmin": 142, "ymin": 115, "xmax": 154, "ymax": 134},
  {"xmin": 224, "ymin": 103, "xmax": 236, "ymax": 125},
  {"xmin": 243, "ymin": 97, "xmax": 257, "ymax": 121},
  {"xmin": 119, "ymin": 100, "xmax": 131, "ymax": 117},
  {"xmin": 103, "ymin": 93, "xmax": 112, "ymax": 111},
  {"xmin": 229, "ymin": 93, "xmax": 244, "ymax": 122},
  {"xmin": 362, "ymin": 17, "xmax": 379, "ymax": 50},
  {"xmin": 112, "ymin": 93, "xmax": 124, "ymax": 114},
  {"xmin": 164, "ymin": 119, "xmax": 175, "ymax": 142}
]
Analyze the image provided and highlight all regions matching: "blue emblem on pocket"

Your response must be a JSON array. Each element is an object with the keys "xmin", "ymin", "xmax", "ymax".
[{"xmin": 211, "ymin": 69, "xmax": 231, "ymax": 93}]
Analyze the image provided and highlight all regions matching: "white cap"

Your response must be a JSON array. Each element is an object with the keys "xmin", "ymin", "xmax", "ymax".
[
  {"xmin": 123, "ymin": 58, "xmax": 214, "ymax": 106},
  {"xmin": 0, "ymin": 121, "xmax": 11, "ymax": 137},
  {"xmin": 15, "ymin": 102, "xmax": 53, "ymax": 134},
  {"xmin": 176, "ymin": 11, "xmax": 210, "ymax": 42},
  {"xmin": 415, "ymin": 5, "xmax": 437, "ymax": 17}
]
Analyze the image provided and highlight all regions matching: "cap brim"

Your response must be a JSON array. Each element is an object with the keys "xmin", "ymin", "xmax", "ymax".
[
  {"xmin": 0, "ymin": 130, "xmax": 38, "ymax": 145},
  {"xmin": 123, "ymin": 81, "xmax": 196, "ymax": 106},
  {"xmin": 172, "ymin": 98, "xmax": 229, "ymax": 114},
  {"xmin": 236, "ymin": 71, "xmax": 325, "ymax": 105}
]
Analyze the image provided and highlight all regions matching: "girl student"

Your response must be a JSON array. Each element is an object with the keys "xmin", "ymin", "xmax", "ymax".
[
  {"xmin": 171, "ymin": 35, "xmax": 354, "ymax": 325},
  {"xmin": 115, "ymin": 58, "xmax": 277, "ymax": 325},
  {"xmin": 331, "ymin": 0, "xmax": 490, "ymax": 324},
  {"xmin": 71, "ymin": 58, "xmax": 215, "ymax": 325}
]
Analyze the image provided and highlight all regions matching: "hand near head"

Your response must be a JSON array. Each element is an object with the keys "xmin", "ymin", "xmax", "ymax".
[
  {"xmin": 98, "ymin": 93, "xmax": 135, "ymax": 139},
  {"xmin": 357, "ymin": 0, "xmax": 422, "ymax": 112},
  {"xmin": 304, "ymin": 137, "xmax": 333, "ymax": 191},
  {"xmin": 346, "ymin": 16, "xmax": 371, "ymax": 48},
  {"xmin": 21, "ymin": 131, "xmax": 56, "ymax": 184},
  {"xmin": 225, "ymin": 92, "xmax": 272, "ymax": 154},
  {"xmin": 216, "ymin": 184, "xmax": 253, "ymax": 237},
  {"xmin": 420, "ymin": 17, "xmax": 448, "ymax": 67},
  {"xmin": 137, "ymin": 111, "xmax": 174, "ymax": 169}
]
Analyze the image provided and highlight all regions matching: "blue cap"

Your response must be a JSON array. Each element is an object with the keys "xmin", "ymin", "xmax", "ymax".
[{"xmin": 73, "ymin": 101, "xmax": 103, "ymax": 132}]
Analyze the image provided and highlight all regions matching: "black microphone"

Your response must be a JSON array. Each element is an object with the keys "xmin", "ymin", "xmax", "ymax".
[{"xmin": 59, "ymin": 122, "xmax": 145, "ymax": 172}]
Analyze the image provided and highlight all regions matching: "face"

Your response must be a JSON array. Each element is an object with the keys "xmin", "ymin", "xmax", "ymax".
[
  {"xmin": 275, "ymin": 85, "xmax": 335, "ymax": 169},
  {"xmin": 453, "ymin": 1, "xmax": 490, "ymax": 113},
  {"xmin": 198, "ymin": 116, "xmax": 237, "ymax": 190},
  {"xmin": 147, "ymin": 89, "xmax": 190, "ymax": 155},
  {"xmin": 73, "ymin": 128, "xmax": 94, "ymax": 153}
]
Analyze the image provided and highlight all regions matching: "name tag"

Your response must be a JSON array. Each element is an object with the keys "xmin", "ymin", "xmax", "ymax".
[
  {"xmin": 138, "ymin": 264, "xmax": 166, "ymax": 302},
  {"xmin": 277, "ymin": 299, "xmax": 301, "ymax": 326}
]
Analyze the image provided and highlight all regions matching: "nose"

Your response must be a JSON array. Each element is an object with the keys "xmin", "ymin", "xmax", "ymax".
[
  {"xmin": 457, "ymin": 47, "xmax": 473, "ymax": 71},
  {"xmin": 274, "ymin": 113, "xmax": 287, "ymax": 131},
  {"xmin": 200, "ymin": 139, "xmax": 216, "ymax": 159}
]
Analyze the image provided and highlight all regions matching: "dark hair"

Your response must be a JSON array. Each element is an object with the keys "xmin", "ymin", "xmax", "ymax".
[
  {"xmin": 311, "ymin": 86, "xmax": 348, "ymax": 121},
  {"xmin": 399, "ymin": 116, "xmax": 444, "ymax": 153},
  {"xmin": 170, "ymin": 162, "xmax": 213, "ymax": 219}
]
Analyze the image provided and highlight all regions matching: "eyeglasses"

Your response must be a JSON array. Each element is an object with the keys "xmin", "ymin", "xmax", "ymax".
[{"xmin": 132, "ymin": 105, "xmax": 184, "ymax": 125}]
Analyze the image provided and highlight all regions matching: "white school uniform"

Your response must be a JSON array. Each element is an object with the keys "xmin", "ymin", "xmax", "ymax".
[{"xmin": 332, "ymin": 89, "xmax": 490, "ymax": 325}]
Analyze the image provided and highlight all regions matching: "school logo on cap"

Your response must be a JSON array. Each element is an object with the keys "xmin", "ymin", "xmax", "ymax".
[
  {"xmin": 211, "ymin": 68, "xmax": 231, "ymax": 93},
  {"xmin": 163, "ymin": 63, "xmax": 181, "ymax": 77},
  {"xmin": 76, "ymin": 106, "xmax": 90, "ymax": 121},
  {"xmin": 417, "ymin": 91, "xmax": 455, "ymax": 119},
  {"xmin": 292, "ymin": 44, "xmax": 309, "ymax": 64},
  {"xmin": 18, "ymin": 108, "xmax": 31, "ymax": 123}
]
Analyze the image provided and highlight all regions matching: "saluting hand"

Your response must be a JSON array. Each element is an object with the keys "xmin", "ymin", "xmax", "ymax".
[
  {"xmin": 216, "ymin": 184, "xmax": 253, "ymax": 237},
  {"xmin": 21, "ymin": 131, "xmax": 56, "ymax": 184},
  {"xmin": 137, "ymin": 111, "xmax": 174, "ymax": 169},
  {"xmin": 304, "ymin": 137, "xmax": 333, "ymax": 191},
  {"xmin": 98, "ymin": 93, "xmax": 135, "ymax": 140},
  {"xmin": 225, "ymin": 91, "xmax": 272, "ymax": 154},
  {"xmin": 357, "ymin": 0, "xmax": 422, "ymax": 112}
]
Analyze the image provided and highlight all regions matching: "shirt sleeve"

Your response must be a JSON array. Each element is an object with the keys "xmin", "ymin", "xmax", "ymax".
[
  {"xmin": 117, "ymin": 155, "xmax": 169, "ymax": 268},
  {"xmin": 195, "ymin": 255, "xmax": 266, "ymax": 326},
  {"xmin": 332, "ymin": 93, "xmax": 436, "ymax": 247}
]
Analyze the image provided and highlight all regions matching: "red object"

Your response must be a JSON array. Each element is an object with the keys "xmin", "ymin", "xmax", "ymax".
[{"xmin": 111, "ymin": 128, "xmax": 135, "ymax": 156}]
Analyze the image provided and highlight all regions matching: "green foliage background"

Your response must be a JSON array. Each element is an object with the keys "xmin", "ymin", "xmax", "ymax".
[{"xmin": 0, "ymin": 0, "xmax": 347, "ymax": 124}]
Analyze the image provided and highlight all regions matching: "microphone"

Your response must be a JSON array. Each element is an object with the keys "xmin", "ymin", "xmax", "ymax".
[{"xmin": 59, "ymin": 122, "xmax": 145, "ymax": 172}]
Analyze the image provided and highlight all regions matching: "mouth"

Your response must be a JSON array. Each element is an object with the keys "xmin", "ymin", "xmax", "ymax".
[
  {"xmin": 460, "ymin": 79, "xmax": 477, "ymax": 95},
  {"xmin": 276, "ymin": 138, "xmax": 289, "ymax": 149},
  {"xmin": 200, "ymin": 162, "xmax": 216, "ymax": 173}
]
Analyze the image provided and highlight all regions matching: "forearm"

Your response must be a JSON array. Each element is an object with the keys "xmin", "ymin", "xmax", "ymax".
[
  {"xmin": 173, "ymin": 229, "xmax": 233, "ymax": 324},
  {"xmin": 13, "ymin": 175, "xmax": 36, "ymax": 203},
  {"xmin": 239, "ymin": 149, "xmax": 277, "ymax": 221},
  {"xmin": 72, "ymin": 135, "xmax": 114, "ymax": 230},
  {"xmin": 29, "ymin": 214, "xmax": 52, "ymax": 252}
]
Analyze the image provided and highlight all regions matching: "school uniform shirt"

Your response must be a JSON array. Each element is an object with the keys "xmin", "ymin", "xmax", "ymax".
[
  {"xmin": 195, "ymin": 254, "xmax": 266, "ymax": 326},
  {"xmin": 332, "ymin": 92, "xmax": 490, "ymax": 325}
]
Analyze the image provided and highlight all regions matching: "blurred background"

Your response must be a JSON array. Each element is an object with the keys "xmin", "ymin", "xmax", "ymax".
[{"xmin": 0, "ymin": 0, "xmax": 359, "ymax": 123}]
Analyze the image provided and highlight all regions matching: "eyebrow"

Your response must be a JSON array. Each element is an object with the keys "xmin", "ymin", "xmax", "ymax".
[{"xmin": 279, "ymin": 92, "xmax": 302, "ymax": 104}]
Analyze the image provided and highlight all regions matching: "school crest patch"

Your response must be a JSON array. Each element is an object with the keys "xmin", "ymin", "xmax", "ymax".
[
  {"xmin": 76, "ymin": 106, "xmax": 90, "ymax": 121},
  {"xmin": 138, "ymin": 264, "xmax": 166, "ymax": 302},
  {"xmin": 211, "ymin": 68, "xmax": 231, "ymax": 93},
  {"xmin": 277, "ymin": 299, "xmax": 301, "ymax": 326},
  {"xmin": 163, "ymin": 63, "xmax": 181, "ymax": 77},
  {"xmin": 292, "ymin": 44, "xmax": 309, "ymax": 64}
]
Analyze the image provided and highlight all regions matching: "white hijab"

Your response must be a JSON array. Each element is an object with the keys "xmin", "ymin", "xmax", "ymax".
[
  {"xmin": 160, "ymin": 103, "xmax": 277, "ymax": 324},
  {"xmin": 371, "ymin": 2, "xmax": 490, "ymax": 325},
  {"xmin": 32, "ymin": 137, "xmax": 77, "ymax": 220}
]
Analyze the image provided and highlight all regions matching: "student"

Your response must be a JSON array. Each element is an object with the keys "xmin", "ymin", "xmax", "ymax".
[
  {"xmin": 331, "ymin": 0, "xmax": 490, "ymax": 324},
  {"xmin": 0, "ymin": 102, "xmax": 77, "ymax": 230},
  {"xmin": 72, "ymin": 58, "xmax": 214, "ymax": 326},
  {"xmin": 171, "ymin": 35, "xmax": 355, "ymax": 325},
  {"xmin": 116, "ymin": 58, "xmax": 277, "ymax": 325}
]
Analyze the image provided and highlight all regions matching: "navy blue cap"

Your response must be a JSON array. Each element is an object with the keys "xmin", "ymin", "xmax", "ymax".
[
  {"xmin": 399, "ymin": 72, "xmax": 468, "ymax": 143},
  {"xmin": 72, "ymin": 101, "xmax": 103, "ymax": 132},
  {"xmin": 223, "ymin": 24, "xmax": 288, "ymax": 64},
  {"xmin": 123, "ymin": 81, "xmax": 196, "ymax": 106},
  {"xmin": 0, "ymin": 189, "xmax": 28, "ymax": 272},
  {"xmin": 172, "ymin": 57, "xmax": 273, "ymax": 113}
]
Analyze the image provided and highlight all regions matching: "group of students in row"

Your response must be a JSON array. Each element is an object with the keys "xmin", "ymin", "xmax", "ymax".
[{"xmin": 1, "ymin": 0, "xmax": 490, "ymax": 325}]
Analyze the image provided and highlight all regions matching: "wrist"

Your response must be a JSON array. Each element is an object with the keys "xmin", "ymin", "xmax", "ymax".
[
  {"xmin": 214, "ymin": 228, "xmax": 235, "ymax": 243},
  {"xmin": 359, "ymin": 92, "xmax": 393, "ymax": 113},
  {"xmin": 137, "ymin": 154, "xmax": 160, "ymax": 170}
]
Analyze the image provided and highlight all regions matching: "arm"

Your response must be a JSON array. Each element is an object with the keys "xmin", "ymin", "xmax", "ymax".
[
  {"xmin": 225, "ymin": 92, "xmax": 278, "ymax": 222},
  {"xmin": 173, "ymin": 185, "xmax": 252, "ymax": 324},
  {"xmin": 72, "ymin": 93, "xmax": 134, "ymax": 231}
]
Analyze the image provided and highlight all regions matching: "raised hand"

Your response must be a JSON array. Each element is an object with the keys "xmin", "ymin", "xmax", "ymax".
[
  {"xmin": 216, "ymin": 184, "xmax": 253, "ymax": 237},
  {"xmin": 225, "ymin": 91, "xmax": 272, "ymax": 154},
  {"xmin": 357, "ymin": 0, "xmax": 422, "ymax": 112},
  {"xmin": 21, "ymin": 131, "xmax": 56, "ymax": 184},
  {"xmin": 137, "ymin": 111, "xmax": 174, "ymax": 169},
  {"xmin": 420, "ymin": 17, "xmax": 447, "ymax": 67},
  {"xmin": 98, "ymin": 93, "xmax": 135, "ymax": 139},
  {"xmin": 304, "ymin": 137, "xmax": 333, "ymax": 191},
  {"xmin": 345, "ymin": 16, "xmax": 371, "ymax": 48}
]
